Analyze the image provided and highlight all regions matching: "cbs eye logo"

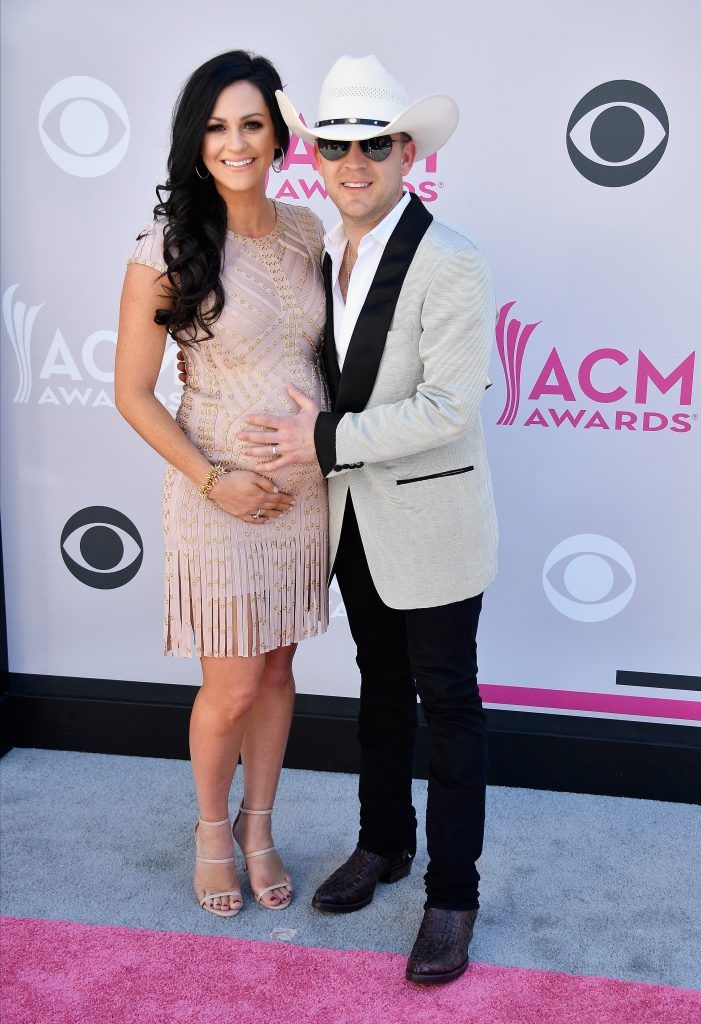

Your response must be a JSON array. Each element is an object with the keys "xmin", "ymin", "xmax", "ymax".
[
  {"xmin": 567, "ymin": 81, "xmax": 668, "ymax": 186},
  {"xmin": 61, "ymin": 507, "xmax": 143, "ymax": 589},
  {"xmin": 543, "ymin": 534, "xmax": 635, "ymax": 622},
  {"xmin": 39, "ymin": 76, "xmax": 130, "ymax": 178}
]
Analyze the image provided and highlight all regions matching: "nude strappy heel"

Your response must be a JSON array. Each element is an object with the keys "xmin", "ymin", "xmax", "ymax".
[
  {"xmin": 232, "ymin": 805, "xmax": 292, "ymax": 910},
  {"xmin": 194, "ymin": 817, "xmax": 243, "ymax": 918}
]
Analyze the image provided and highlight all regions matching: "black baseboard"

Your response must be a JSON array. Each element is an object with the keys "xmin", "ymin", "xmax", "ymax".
[{"xmin": 4, "ymin": 673, "xmax": 701, "ymax": 804}]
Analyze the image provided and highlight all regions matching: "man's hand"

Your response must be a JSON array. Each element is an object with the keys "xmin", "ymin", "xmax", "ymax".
[
  {"xmin": 239, "ymin": 384, "xmax": 320, "ymax": 470},
  {"xmin": 176, "ymin": 348, "xmax": 186, "ymax": 383}
]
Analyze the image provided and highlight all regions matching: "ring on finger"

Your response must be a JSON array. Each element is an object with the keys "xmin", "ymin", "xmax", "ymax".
[
  {"xmin": 272, "ymin": 444, "xmax": 278, "ymax": 457},
  {"xmin": 252, "ymin": 508, "xmax": 262, "ymax": 520}
]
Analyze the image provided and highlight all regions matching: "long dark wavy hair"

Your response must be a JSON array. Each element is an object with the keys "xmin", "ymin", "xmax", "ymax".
[{"xmin": 153, "ymin": 51, "xmax": 289, "ymax": 342}]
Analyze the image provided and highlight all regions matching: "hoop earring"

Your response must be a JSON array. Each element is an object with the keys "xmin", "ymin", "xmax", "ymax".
[
  {"xmin": 195, "ymin": 159, "xmax": 210, "ymax": 180},
  {"xmin": 272, "ymin": 148, "xmax": 284, "ymax": 173}
]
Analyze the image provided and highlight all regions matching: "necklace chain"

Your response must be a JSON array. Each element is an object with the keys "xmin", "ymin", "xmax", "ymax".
[{"xmin": 344, "ymin": 241, "xmax": 354, "ymax": 293}]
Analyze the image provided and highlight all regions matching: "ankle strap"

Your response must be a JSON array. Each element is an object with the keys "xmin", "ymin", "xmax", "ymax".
[
  {"xmin": 239, "ymin": 806, "xmax": 273, "ymax": 816},
  {"xmin": 245, "ymin": 845, "xmax": 276, "ymax": 859},
  {"xmin": 197, "ymin": 817, "xmax": 231, "ymax": 827}
]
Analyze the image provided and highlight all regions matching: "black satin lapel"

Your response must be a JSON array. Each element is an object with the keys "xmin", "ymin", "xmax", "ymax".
[
  {"xmin": 335, "ymin": 193, "xmax": 433, "ymax": 414},
  {"xmin": 321, "ymin": 253, "xmax": 341, "ymax": 406}
]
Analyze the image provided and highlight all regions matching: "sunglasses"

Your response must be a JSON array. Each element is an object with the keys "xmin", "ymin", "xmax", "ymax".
[{"xmin": 317, "ymin": 135, "xmax": 398, "ymax": 162}]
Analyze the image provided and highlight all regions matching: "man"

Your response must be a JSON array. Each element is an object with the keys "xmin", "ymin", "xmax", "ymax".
[{"xmin": 241, "ymin": 54, "xmax": 498, "ymax": 984}]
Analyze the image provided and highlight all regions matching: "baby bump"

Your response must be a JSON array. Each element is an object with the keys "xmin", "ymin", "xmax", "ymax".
[{"xmin": 176, "ymin": 388, "xmax": 325, "ymax": 498}]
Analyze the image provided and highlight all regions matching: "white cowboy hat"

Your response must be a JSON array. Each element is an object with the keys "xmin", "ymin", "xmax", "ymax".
[{"xmin": 275, "ymin": 55, "xmax": 459, "ymax": 161}]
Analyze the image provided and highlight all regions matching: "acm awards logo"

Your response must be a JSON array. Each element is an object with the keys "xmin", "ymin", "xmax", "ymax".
[
  {"xmin": 61, "ymin": 507, "xmax": 143, "ymax": 589},
  {"xmin": 567, "ymin": 81, "xmax": 668, "ymax": 186},
  {"xmin": 3, "ymin": 284, "xmax": 180, "ymax": 410},
  {"xmin": 39, "ymin": 76, "xmax": 129, "ymax": 177},
  {"xmin": 495, "ymin": 302, "xmax": 697, "ymax": 434},
  {"xmin": 543, "ymin": 535, "xmax": 635, "ymax": 622},
  {"xmin": 270, "ymin": 122, "xmax": 445, "ymax": 204}
]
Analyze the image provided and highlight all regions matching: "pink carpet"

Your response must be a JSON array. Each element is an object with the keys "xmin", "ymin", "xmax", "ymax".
[{"xmin": 2, "ymin": 917, "xmax": 699, "ymax": 1024}]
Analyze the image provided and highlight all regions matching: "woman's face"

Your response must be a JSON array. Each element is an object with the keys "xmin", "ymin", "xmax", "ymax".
[{"xmin": 201, "ymin": 80, "xmax": 278, "ymax": 195}]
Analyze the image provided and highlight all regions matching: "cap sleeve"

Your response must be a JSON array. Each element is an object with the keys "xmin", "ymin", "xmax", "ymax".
[
  {"xmin": 127, "ymin": 218, "xmax": 167, "ymax": 273},
  {"xmin": 309, "ymin": 208, "xmax": 326, "ymax": 259}
]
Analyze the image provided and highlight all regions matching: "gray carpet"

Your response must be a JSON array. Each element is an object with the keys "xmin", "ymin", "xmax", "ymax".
[{"xmin": 1, "ymin": 748, "xmax": 699, "ymax": 989}]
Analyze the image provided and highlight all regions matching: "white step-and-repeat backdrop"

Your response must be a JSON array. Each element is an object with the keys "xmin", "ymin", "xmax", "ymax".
[{"xmin": 2, "ymin": 0, "xmax": 699, "ymax": 727}]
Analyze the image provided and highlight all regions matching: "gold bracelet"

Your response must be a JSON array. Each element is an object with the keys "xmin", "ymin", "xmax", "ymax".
[{"xmin": 199, "ymin": 463, "xmax": 227, "ymax": 500}]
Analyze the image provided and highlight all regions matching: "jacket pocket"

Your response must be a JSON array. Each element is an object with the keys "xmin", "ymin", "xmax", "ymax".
[
  {"xmin": 396, "ymin": 466, "xmax": 474, "ymax": 485},
  {"xmin": 384, "ymin": 325, "xmax": 416, "ymax": 347}
]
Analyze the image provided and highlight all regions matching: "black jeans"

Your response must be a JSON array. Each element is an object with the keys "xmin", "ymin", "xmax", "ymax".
[{"xmin": 334, "ymin": 498, "xmax": 487, "ymax": 911}]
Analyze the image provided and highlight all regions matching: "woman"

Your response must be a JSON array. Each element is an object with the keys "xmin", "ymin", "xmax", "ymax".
[{"xmin": 115, "ymin": 51, "xmax": 328, "ymax": 917}]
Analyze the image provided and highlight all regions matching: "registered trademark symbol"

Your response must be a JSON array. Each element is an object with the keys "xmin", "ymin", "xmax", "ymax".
[
  {"xmin": 438, "ymin": 181, "xmax": 444, "ymax": 188},
  {"xmin": 693, "ymin": 413, "xmax": 699, "ymax": 421}
]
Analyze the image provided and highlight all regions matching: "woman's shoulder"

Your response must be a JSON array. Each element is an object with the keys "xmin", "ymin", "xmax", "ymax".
[
  {"xmin": 127, "ymin": 215, "xmax": 168, "ymax": 272},
  {"xmin": 277, "ymin": 201, "xmax": 323, "ymax": 227},
  {"xmin": 277, "ymin": 202, "xmax": 325, "ymax": 252},
  {"xmin": 134, "ymin": 213, "xmax": 168, "ymax": 239}
]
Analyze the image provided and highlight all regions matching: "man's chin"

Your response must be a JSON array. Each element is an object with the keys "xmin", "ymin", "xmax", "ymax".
[
  {"xmin": 334, "ymin": 192, "xmax": 372, "ymax": 213},
  {"xmin": 333, "ymin": 194, "xmax": 386, "ymax": 225}
]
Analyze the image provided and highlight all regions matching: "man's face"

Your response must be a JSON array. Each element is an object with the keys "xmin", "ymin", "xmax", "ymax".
[{"xmin": 314, "ymin": 135, "xmax": 417, "ymax": 231}]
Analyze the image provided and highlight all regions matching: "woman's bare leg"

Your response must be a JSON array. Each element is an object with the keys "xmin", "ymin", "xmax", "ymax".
[
  {"xmin": 235, "ymin": 643, "xmax": 296, "ymax": 906},
  {"xmin": 190, "ymin": 653, "xmax": 265, "ymax": 911}
]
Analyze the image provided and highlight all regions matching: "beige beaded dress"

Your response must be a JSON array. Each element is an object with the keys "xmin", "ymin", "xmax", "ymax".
[{"xmin": 128, "ymin": 201, "xmax": 329, "ymax": 657}]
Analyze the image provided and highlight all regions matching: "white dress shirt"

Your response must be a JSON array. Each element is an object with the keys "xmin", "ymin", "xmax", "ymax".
[{"xmin": 323, "ymin": 191, "xmax": 411, "ymax": 369}]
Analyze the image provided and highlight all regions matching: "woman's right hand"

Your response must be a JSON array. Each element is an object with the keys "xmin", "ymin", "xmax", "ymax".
[{"xmin": 209, "ymin": 470, "xmax": 294, "ymax": 523}]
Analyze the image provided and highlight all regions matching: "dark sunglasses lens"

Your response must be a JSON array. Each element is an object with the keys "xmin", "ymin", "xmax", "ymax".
[
  {"xmin": 362, "ymin": 136, "xmax": 394, "ymax": 161},
  {"xmin": 317, "ymin": 139, "xmax": 350, "ymax": 161}
]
